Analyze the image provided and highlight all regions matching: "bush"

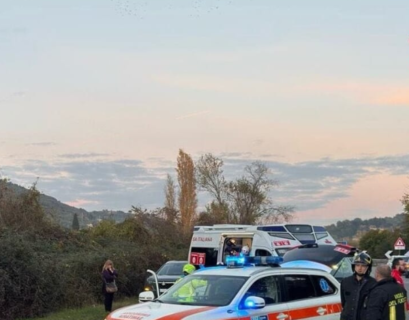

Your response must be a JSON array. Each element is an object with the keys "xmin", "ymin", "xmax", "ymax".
[{"xmin": 0, "ymin": 182, "xmax": 190, "ymax": 319}]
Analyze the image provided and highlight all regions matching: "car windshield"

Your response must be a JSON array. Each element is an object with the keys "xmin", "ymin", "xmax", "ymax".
[
  {"xmin": 157, "ymin": 262, "xmax": 186, "ymax": 276},
  {"xmin": 331, "ymin": 257, "xmax": 353, "ymax": 281},
  {"xmin": 157, "ymin": 274, "xmax": 248, "ymax": 306}
]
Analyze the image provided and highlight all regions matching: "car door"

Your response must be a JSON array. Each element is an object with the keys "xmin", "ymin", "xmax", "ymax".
[
  {"xmin": 236, "ymin": 274, "xmax": 290, "ymax": 320},
  {"xmin": 283, "ymin": 273, "xmax": 340, "ymax": 320}
]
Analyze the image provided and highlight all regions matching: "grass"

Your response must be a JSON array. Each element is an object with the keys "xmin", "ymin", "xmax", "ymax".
[{"xmin": 20, "ymin": 297, "xmax": 139, "ymax": 320}]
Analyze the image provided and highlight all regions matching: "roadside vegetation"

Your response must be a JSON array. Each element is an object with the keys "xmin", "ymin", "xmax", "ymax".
[
  {"xmin": 0, "ymin": 181, "xmax": 188, "ymax": 320},
  {"xmin": 1, "ymin": 150, "xmax": 408, "ymax": 319}
]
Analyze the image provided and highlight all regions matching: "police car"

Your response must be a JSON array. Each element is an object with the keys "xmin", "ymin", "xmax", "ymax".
[{"xmin": 105, "ymin": 256, "xmax": 341, "ymax": 320}]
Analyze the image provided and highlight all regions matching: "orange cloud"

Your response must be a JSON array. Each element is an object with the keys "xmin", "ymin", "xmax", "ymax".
[
  {"xmin": 65, "ymin": 199, "xmax": 99, "ymax": 208},
  {"xmin": 294, "ymin": 172, "xmax": 408, "ymax": 226}
]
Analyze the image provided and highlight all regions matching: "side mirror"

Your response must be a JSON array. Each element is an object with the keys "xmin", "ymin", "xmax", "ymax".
[
  {"xmin": 139, "ymin": 291, "xmax": 155, "ymax": 303},
  {"xmin": 243, "ymin": 296, "xmax": 265, "ymax": 309}
]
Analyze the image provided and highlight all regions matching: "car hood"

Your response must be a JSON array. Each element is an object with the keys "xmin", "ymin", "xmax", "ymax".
[{"xmin": 106, "ymin": 302, "xmax": 214, "ymax": 320}]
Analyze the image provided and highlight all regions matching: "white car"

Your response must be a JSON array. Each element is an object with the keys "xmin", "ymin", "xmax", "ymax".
[{"xmin": 105, "ymin": 257, "xmax": 341, "ymax": 320}]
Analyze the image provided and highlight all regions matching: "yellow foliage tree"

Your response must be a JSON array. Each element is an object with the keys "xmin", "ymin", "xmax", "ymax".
[{"xmin": 176, "ymin": 149, "xmax": 197, "ymax": 235}]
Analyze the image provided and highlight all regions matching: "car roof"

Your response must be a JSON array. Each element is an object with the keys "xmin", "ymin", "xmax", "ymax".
[
  {"xmin": 388, "ymin": 256, "xmax": 409, "ymax": 261},
  {"xmin": 194, "ymin": 265, "xmax": 334, "ymax": 278}
]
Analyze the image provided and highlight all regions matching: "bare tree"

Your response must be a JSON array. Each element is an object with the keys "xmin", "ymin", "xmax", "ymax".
[
  {"xmin": 163, "ymin": 174, "xmax": 178, "ymax": 223},
  {"xmin": 196, "ymin": 153, "xmax": 227, "ymax": 205},
  {"xmin": 228, "ymin": 162, "xmax": 293, "ymax": 224},
  {"xmin": 176, "ymin": 149, "xmax": 197, "ymax": 234},
  {"xmin": 196, "ymin": 155, "xmax": 293, "ymax": 225}
]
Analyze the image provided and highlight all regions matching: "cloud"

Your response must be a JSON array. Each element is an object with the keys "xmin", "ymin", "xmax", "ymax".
[
  {"xmin": 1, "ymin": 153, "xmax": 408, "ymax": 224},
  {"xmin": 373, "ymin": 92, "xmax": 409, "ymax": 107},
  {"xmin": 58, "ymin": 153, "xmax": 109, "ymax": 159},
  {"xmin": 0, "ymin": 91, "xmax": 27, "ymax": 103},
  {"xmin": 25, "ymin": 142, "xmax": 57, "ymax": 147}
]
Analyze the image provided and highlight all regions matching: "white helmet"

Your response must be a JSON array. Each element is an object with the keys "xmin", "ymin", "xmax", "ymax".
[{"xmin": 242, "ymin": 245, "xmax": 250, "ymax": 255}]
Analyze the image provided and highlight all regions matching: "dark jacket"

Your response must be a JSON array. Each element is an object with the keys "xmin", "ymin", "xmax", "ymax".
[
  {"xmin": 363, "ymin": 278, "xmax": 407, "ymax": 320},
  {"xmin": 102, "ymin": 269, "xmax": 118, "ymax": 293},
  {"xmin": 341, "ymin": 274, "xmax": 377, "ymax": 320}
]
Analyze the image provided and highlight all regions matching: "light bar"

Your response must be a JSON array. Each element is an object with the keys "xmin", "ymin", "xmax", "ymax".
[
  {"xmin": 225, "ymin": 255, "xmax": 246, "ymax": 267},
  {"xmin": 225, "ymin": 256, "xmax": 283, "ymax": 267}
]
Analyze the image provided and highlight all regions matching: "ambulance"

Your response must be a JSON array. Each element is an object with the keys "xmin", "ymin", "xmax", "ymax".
[{"xmin": 188, "ymin": 223, "xmax": 337, "ymax": 267}]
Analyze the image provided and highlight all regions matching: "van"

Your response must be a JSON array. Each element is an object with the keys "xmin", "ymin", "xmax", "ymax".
[{"xmin": 188, "ymin": 223, "xmax": 337, "ymax": 267}]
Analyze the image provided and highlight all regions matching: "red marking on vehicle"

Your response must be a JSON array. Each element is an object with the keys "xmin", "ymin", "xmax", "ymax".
[
  {"xmin": 287, "ymin": 303, "xmax": 342, "ymax": 319},
  {"xmin": 155, "ymin": 307, "xmax": 214, "ymax": 320},
  {"xmin": 334, "ymin": 246, "xmax": 351, "ymax": 254},
  {"xmin": 190, "ymin": 252, "xmax": 206, "ymax": 265},
  {"xmin": 107, "ymin": 307, "xmax": 214, "ymax": 320},
  {"xmin": 273, "ymin": 240, "xmax": 291, "ymax": 246}
]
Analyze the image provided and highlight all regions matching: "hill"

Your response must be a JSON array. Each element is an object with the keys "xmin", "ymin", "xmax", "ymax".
[
  {"xmin": 325, "ymin": 214, "xmax": 405, "ymax": 242},
  {"xmin": 2, "ymin": 181, "xmax": 405, "ymax": 235},
  {"xmin": 2, "ymin": 181, "xmax": 130, "ymax": 228}
]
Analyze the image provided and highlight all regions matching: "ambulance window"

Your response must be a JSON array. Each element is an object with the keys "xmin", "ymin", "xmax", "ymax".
[
  {"xmin": 241, "ymin": 275, "xmax": 282, "ymax": 307},
  {"xmin": 284, "ymin": 275, "xmax": 315, "ymax": 301},
  {"xmin": 311, "ymin": 276, "xmax": 336, "ymax": 296},
  {"xmin": 255, "ymin": 249, "xmax": 271, "ymax": 256},
  {"xmin": 315, "ymin": 232, "xmax": 329, "ymax": 240},
  {"xmin": 268, "ymin": 232, "xmax": 295, "ymax": 240}
]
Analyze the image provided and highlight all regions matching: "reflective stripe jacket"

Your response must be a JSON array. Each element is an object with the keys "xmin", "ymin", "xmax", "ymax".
[{"xmin": 363, "ymin": 278, "xmax": 407, "ymax": 320}]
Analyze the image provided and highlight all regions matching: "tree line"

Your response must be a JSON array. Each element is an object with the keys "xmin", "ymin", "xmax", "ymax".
[
  {"xmin": 0, "ymin": 149, "xmax": 291, "ymax": 319},
  {"xmin": 162, "ymin": 149, "xmax": 294, "ymax": 237},
  {"xmin": 1, "ymin": 150, "xmax": 408, "ymax": 319}
]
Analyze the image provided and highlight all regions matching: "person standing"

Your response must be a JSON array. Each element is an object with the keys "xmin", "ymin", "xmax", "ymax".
[
  {"xmin": 340, "ymin": 252, "xmax": 377, "ymax": 320},
  {"xmin": 363, "ymin": 264, "xmax": 407, "ymax": 320},
  {"xmin": 391, "ymin": 258, "xmax": 405, "ymax": 286},
  {"xmin": 391, "ymin": 258, "xmax": 409, "ymax": 310},
  {"xmin": 102, "ymin": 260, "xmax": 118, "ymax": 312}
]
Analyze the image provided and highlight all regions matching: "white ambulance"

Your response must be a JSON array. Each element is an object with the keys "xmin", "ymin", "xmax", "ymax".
[
  {"xmin": 188, "ymin": 223, "xmax": 337, "ymax": 267},
  {"xmin": 108, "ymin": 256, "xmax": 342, "ymax": 320}
]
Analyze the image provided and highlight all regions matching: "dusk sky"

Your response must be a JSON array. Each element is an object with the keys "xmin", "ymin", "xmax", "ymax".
[{"xmin": 1, "ymin": 0, "xmax": 409, "ymax": 226}]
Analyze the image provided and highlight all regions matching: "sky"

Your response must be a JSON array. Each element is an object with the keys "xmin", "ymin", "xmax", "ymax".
[{"xmin": 1, "ymin": 0, "xmax": 409, "ymax": 226}]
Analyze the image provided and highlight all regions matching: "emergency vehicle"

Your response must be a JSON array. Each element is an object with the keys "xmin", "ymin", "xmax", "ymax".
[
  {"xmin": 188, "ymin": 223, "xmax": 337, "ymax": 267},
  {"xmin": 108, "ymin": 256, "xmax": 341, "ymax": 320}
]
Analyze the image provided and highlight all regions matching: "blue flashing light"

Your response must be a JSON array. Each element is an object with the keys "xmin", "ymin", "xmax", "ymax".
[
  {"xmin": 225, "ymin": 255, "xmax": 283, "ymax": 267},
  {"xmin": 250, "ymin": 256, "xmax": 283, "ymax": 265},
  {"xmin": 245, "ymin": 300, "xmax": 255, "ymax": 308},
  {"xmin": 226, "ymin": 255, "xmax": 246, "ymax": 267}
]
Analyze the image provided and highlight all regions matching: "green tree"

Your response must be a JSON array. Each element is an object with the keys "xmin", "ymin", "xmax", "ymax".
[
  {"xmin": 72, "ymin": 213, "xmax": 80, "ymax": 230},
  {"xmin": 359, "ymin": 229, "xmax": 400, "ymax": 259}
]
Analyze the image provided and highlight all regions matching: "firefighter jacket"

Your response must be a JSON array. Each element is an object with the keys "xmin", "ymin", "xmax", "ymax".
[{"xmin": 363, "ymin": 277, "xmax": 407, "ymax": 320}]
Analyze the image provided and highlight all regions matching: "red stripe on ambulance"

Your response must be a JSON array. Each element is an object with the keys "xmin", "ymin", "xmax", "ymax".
[{"xmin": 155, "ymin": 307, "xmax": 214, "ymax": 320}]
